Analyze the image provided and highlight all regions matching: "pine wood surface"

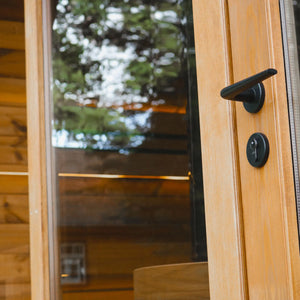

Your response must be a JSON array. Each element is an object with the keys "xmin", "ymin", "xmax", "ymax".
[
  {"xmin": 134, "ymin": 262, "xmax": 209, "ymax": 300},
  {"xmin": 4, "ymin": 283, "xmax": 31, "ymax": 300},
  {"xmin": 0, "ymin": 50, "xmax": 25, "ymax": 79},
  {"xmin": 0, "ymin": 195, "xmax": 29, "ymax": 224},
  {"xmin": 0, "ymin": 77, "xmax": 26, "ymax": 106},
  {"xmin": 193, "ymin": 1, "xmax": 247, "ymax": 299},
  {"xmin": 0, "ymin": 1, "xmax": 30, "ymax": 299},
  {"xmin": 0, "ymin": 254, "xmax": 30, "ymax": 283},
  {"xmin": 0, "ymin": 21, "xmax": 25, "ymax": 50},
  {"xmin": 227, "ymin": 0, "xmax": 300, "ymax": 299}
]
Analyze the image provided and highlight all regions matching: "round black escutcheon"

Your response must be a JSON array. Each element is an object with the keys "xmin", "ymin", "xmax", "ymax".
[{"xmin": 246, "ymin": 133, "xmax": 269, "ymax": 168}]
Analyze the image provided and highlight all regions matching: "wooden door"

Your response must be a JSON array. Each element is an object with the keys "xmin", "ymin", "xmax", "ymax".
[
  {"xmin": 25, "ymin": 0, "xmax": 300, "ymax": 300},
  {"xmin": 193, "ymin": 0, "xmax": 300, "ymax": 299}
]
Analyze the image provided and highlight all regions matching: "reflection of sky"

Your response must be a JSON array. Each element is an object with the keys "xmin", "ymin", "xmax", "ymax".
[{"xmin": 52, "ymin": 111, "xmax": 151, "ymax": 150}]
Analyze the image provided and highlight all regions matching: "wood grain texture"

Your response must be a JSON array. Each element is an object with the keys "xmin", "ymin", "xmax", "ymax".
[
  {"xmin": 0, "ymin": 195, "xmax": 29, "ymax": 224},
  {"xmin": 0, "ymin": 3, "xmax": 31, "ymax": 300},
  {"xmin": 0, "ymin": 106, "xmax": 27, "ymax": 136},
  {"xmin": 227, "ymin": 0, "xmax": 300, "ymax": 299},
  {"xmin": 0, "ymin": 77, "xmax": 26, "ymax": 106},
  {"xmin": 0, "ymin": 21, "xmax": 25, "ymax": 50},
  {"xmin": 4, "ymin": 283, "xmax": 31, "ymax": 300},
  {"xmin": 62, "ymin": 290, "xmax": 133, "ymax": 300},
  {"xmin": 0, "ymin": 50, "xmax": 25, "ymax": 78},
  {"xmin": 0, "ymin": 254, "xmax": 30, "ymax": 283},
  {"xmin": 134, "ymin": 262, "xmax": 209, "ymax": 300},
  {"xmin": 192, "ymin": 1, "xmax": 247, "ymax": 299},
  {"xmin": 24, "ymin": 0, "xmax": 50, "ymax": 299},
  {"xmin": 0, "ymin": 175, "xmax": 28, "ymax": 194},
  {"xmin": 0, "ymin": 224, "xmax": 29, "ymax": 254}
]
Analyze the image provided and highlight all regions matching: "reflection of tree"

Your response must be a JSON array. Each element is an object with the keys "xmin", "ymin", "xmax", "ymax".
[{"xmin": 52, "ymin": 0, "xmax": 187, "ymax": 149}]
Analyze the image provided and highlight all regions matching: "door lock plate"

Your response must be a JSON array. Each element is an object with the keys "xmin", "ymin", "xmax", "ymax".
[{"xmin": 246, "ymin": 133, "xmax": 269, "ymax": 168}]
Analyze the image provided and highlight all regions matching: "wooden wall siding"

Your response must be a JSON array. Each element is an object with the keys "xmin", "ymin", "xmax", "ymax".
[
  {"xmin": 60, "ymin": 235, "xmax": 191, "ymax": 300},
  {"xmin": 0, "ymin": 2, "xmax": 30, "ymax": 300},
  {"xmin": 59, "ymin": 194, "xmax": 190, "ymax": 226},
  {"xmin": 59, "ymin": 177, "xmax": 189, "ymax": 197},
  {"xmin": 59, "ymin": 174, "xmax": 192, "ymax": 298},
  {"xmin": 0, "ymin": 0, "xmax": 24, "ymax": 23},
  {"xmin": 62, "ymin": 290, "xmax": 134, "ymax": 300},
  {"xmin": 0, "ymin": 195, "xmax": 29, "ymax": 224},
  {"xmin": 0, "ymin": 78, "xmax": 26, "ymax": 106},
  {"xmin": 0, "ymin": 50, "xmax": 26, "ymax": 79},
  {"xmin": 56, "ymin": 149, "xmax": 188, "ymax": 176},
  {"xmin": 0, "ymin": 21, "xmax": 25, "ymax": 50}
]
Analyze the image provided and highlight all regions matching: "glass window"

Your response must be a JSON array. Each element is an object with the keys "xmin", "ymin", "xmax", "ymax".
[
  {"xmin": 281, "ymin": 0, "xmax": 300, "ymax": 236},
  {"xmin": 48, "ymin": 0, "xmax": 206, "ymax": 298}
]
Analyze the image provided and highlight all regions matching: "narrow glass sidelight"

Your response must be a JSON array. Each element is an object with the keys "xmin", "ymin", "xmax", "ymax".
[
  {"xmin": 46, "ymin": 0, "xmax": 206, "ymax": 298},
  {"xmin": 280, "ymin": 0, "xmax": 300, "ymax": 240}
]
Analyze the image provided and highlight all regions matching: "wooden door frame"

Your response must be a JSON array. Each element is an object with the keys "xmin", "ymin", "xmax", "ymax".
[
  {"xmin": 25, "ymin": 1, "xmax": 52, "ymax": 299},
  {"xmin": 192, "ymin": 1, "xmax": 248, "ymax": 299},
  {"xmin": 25, "ymin": 0, "xmax": 299, "ymax": 299},
  {"xmin": 225, "ymin": 0, "xmax": 300, "ymax": 298}
]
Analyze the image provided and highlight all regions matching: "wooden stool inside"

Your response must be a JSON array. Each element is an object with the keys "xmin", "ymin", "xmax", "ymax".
[{"xmin": 134, "ymin": 262, "xmax": 209, "ymax": 300}]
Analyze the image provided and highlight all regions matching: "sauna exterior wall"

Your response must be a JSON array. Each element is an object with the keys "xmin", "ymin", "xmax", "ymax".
[{"xmin": 0, "ymin": 1, "xmax": 31, "ymax": 299}]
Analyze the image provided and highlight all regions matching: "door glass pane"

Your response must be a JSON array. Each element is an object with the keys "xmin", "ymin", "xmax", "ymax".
[
  {"xmin": 48, "ymin": 0, "xmax": 206, "ymax": 298},
  {"xmin": 281, "ymin": 0, "xmax": 300, "ymax": 237}
]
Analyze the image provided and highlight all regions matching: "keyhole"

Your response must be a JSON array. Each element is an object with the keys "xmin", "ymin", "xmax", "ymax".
[
  {"xmin": 250, "ymin": 138, "xmax": 258, "ymax": 162},
  {"xmin": 246, "ymin": 133, "xmax": 269, "ymax": 168}
]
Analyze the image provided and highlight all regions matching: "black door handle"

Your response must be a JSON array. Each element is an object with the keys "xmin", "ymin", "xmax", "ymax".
[{"xmin": 220, "ymin": 68, "xmax": 277, "ymax": 113}]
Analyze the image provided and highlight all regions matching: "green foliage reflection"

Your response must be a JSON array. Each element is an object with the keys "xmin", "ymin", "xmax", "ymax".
[{"xmin": 52, "ymin": 0, "xmax": 188, "ymax": 149}]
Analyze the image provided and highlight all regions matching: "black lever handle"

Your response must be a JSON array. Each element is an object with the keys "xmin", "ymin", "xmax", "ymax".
[{"xmin": 220, "ymin": 68, "xmax": 277, "ymax": 113}]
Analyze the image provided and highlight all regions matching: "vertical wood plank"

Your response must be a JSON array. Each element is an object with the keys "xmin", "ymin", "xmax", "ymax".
[
  {"xmin": 227, "ymin": 0, "xmax": 300, "ymax": 299},
  {"xmin": 192, "ymin": 1, "xmax": 248, "ymax": 299},
  {"xmin": 24, "ymin": 0, "xmax": 50, "ymax": 299}
]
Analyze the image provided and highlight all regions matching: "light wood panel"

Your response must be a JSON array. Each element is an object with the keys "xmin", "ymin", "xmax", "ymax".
[
  {"xmin": 0, "ymin": 21, "xmax": 25, "ymax": 50},
  {"xmin": 4, "ymin": 283, "xmax": 31, "ymax": 300},
  {"xmin": 0, "ymin": 50, "xmax": 25, "ymax": 78},
  {"xmin": 0, "ymin": 3, "xmax": 31, "ymax": 299},
  {"xmin": 192, "ymin": 1, "xmax": 247, "ymax": 299},
  {"xmin": 0, "ymin": 136, "xmax": 27, "ymax": 146},
  {"xmin": 227, "ymin": 0, "xmax": 300, "ymax": 299},
  {"xmin": 25, "ymin": 0, "xmax": 50, "ymax": 299},
  {"xmin": 0, "ymin": 224, "xmax": 29, "ymax": 253},
  {"xmin": 0, "ymin": 175, "xmax": 28, "ymax": 194},
  {"xmin": 134, "ymin": 262, "xmax": 209, "ymax": 300},
  {"xmin": 0, "ymin": 106, "xmax": 27, "ymax": 136},
  {"xmin": 0, "ymin": 195, "xmax": 29, "ymax": 224},
  {"xmin": 0, "ymin": 254, "xmax": 30, "ymax": 283},
  {"xmin": 0, "ymin": 145, "xmax": 27, "ymax": 165},
  {"xmin": 0, "ymin": 78, "xmax": 26, "ymax": 106}
]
